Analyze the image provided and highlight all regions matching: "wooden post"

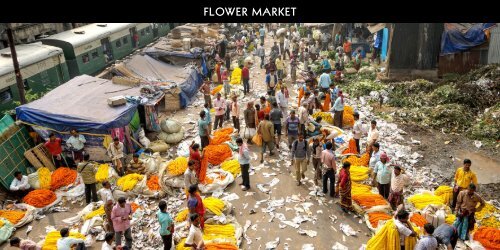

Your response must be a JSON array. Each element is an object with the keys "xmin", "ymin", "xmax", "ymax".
[{"xmin": 6, "ymin": 26, "xmax": 27, "ymax": 104}]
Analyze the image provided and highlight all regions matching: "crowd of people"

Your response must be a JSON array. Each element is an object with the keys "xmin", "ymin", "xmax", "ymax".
[{"xmin": 5, "ymin": 23, "xmax": 492, "ymax": 250}]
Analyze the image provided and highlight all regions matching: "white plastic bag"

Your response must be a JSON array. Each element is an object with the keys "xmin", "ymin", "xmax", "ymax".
[
  {"xmin": 160, "ymin": 119, "xmax": 182, "ymax": 133},
  {"xmin": 28, "ymin": 172, "xmax": 40, "ymax": 190},
  {"xmin": 198, "ymin": 169, "xmax": 235, "ymax": 193},
  {"xmin": 241, "ymin": 127, "xmax": 256, "ymax": 139}
]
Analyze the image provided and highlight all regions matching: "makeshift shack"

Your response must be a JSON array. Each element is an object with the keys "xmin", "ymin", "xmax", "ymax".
[
  {"xmin": 15, "ymin": 75, "xmax": 163, "ymax": 161},
  {"xmin": 110, "ymin": 54, "xmax": 203, "ymax": 112}
]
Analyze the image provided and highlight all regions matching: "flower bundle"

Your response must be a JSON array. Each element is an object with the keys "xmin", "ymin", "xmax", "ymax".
[
  {"xmin": 0, "ymin": 210, "xmax": 26, "ymax": 224},
  {"xmin": 146, "ymin": 175, "xmax": 161, "ymax": 190},
  {"xmin": 116, "ymin": 174, "xmax": 143, "ymax": 191},
  {"xmin": 23, "ymin": 190, "xmax": 57, "ymax": 208},
  {"xmin": 167, "ymin": 157, "xmax": 188, "ymax": 176},
  {"xmin": 50, "ymin": 167, "xmax": 77, "ymax": 190},
  {"xmin": 38, "ymin": 167, "xmax": 51, "ymax": 190}
]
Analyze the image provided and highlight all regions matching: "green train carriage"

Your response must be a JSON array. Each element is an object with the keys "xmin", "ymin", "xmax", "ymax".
[
  {"xmin": 0, "ymin": 43, "xmax": 70, "ymax": 112},
  {"xmin": 41, "ymin": 23, "xmax": 139, "ymax": 78}
]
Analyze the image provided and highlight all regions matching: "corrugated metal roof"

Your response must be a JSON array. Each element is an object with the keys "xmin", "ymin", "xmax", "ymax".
[
  {"xmin": 0, "ymin": 43, "xmax": 63, "ymax": 76},
  {"xmin": 42, "ymin": 23, "xmax": 137, "ymax": 48},
  {"xmin": 488, "ymin": 24, "xmax": 500, "ymax": 64}
]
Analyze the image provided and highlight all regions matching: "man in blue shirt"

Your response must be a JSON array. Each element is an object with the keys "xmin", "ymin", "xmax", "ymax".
[
  {"xmin": 319, "ymin": 69, "xmax": 332, "ymax": 93},
  {"xmin": 198, "ymin": 111, "xmax": 210, "ymax": 150},
  {"xmin": 259, "ymin": 26, "xmax": 266, "ymax": 45},
  {"xmin": 157, "ymin": 200, "xmax": 174, "ymax": 250}
]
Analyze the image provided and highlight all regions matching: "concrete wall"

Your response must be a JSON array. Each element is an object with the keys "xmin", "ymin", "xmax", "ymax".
[{"xmin": 0, "ymin": 23, "xmax": 87, "ymax": 49}]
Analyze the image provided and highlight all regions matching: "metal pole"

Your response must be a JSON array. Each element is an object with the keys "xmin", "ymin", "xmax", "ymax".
[{"xmin": 6, "ymin": 27, "xmax": 27, "ymax": 104}]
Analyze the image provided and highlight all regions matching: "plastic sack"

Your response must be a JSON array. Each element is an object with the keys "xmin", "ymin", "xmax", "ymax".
[
  {"xmin": 57, "ymin": 175, "xmax": 85, "ymax": 198},
  {"xmin": 149, "ymin": 140, "xmax": 170, "ymax": 153},
  {"xmin": 422, "ymin": 204, "xmax": 450, "ymax": 228},
  {"xmin": 252, "ymin": 134, "xmax": 262, "ymax": 146},
  {"xmin": 160, "ymin": 119, "xmax": 182, "ymax": 134},
  {"xmin": 0, "ymin": 218, "xmax": 14, "ymax": 245},
  {"xmin": 159, "ymin": 128, "xmax": 185, "ymax": 144},
  {"xmin": 141, "ymin": 156, "xmax": 158, "ymax": 174},
  {"xmin": 28, "ymin": 172, "xmax": 40, "ymax": 190},
  {"xmin": 198, "ymin": 169, "xmax": 235, "ymax": 193},
  {"xmin": 138, "ymin": 128, "xmax": 150, "ymax": 148},
  {"xmin": 132, "ymin": 177, "xmax": 156, "ymax": 197},
  {"xmin": 276, "ymin": 28, "xmax": 287, "ymax": 36},
  {"xmin": 63, "ymin": 203, "xmax": 101, "ymax": 224},
  {"xmin": 177, "ymin": 141, "xmax": 191, "ymax": 157},
  {"xmin": 241, "ymin": 127, "xmax": 256, "ymax": 139}
]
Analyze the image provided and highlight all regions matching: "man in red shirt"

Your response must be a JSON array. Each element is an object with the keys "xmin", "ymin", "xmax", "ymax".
[
  {"xmin": 44, "ymin": 133, "xmax": 65, "ymax": 168},
  {"xmin": 242, "ymin": 64, "xmax": 250, "ymax": 95}
]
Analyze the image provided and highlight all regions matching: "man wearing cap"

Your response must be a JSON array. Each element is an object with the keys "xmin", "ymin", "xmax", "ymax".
[
  {"xmin": 372, "ymin": 152, "xmax": 392, "ymax": 199},
  {"xmin": 389, "ymin": 165, "xmax": 410, "ymax": 210}
]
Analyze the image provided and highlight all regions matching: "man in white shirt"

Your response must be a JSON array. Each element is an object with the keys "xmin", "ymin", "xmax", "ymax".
[
  {"xmin": 369, "ymin": 142, "xmax": 381, "ymax": 169},
  {"xmin": 184, "ymin": 160, "xmax": 198, "ymax": 192},
  {"xmin": 10, "ymin": 171, "xmax": 32, "ymax": 200},
  {"xmin": 97, "ymin": 181, "xmax": 115, "ymax": 232},
  {"xmin": 298, "ymin": 103, "xmax": 309, "ymax": 137},
  {"xmin": 213, "ymin": 93, "xmax": 226, "ymax": 130},
  {"xmin": 283, "ymin": 35, "xmax": 291, "ymax": 59},
  {"xmin": 394, "ymin": 210, "xmax": 417, "ymax": 250},
  {"xmin": 184, "ymin": 213, "xmax": 204, "ymax": 250},
  {"xmin": 367, "ymin": 120, "xmax": 379, "ymax": 155},
  {"xmin": 352, "ymin": 112, "xmax": 363, "ymax": 153},
  {"xmin": 107, "ymin": 138, "xmax": 125, "ymax": 176},
  {"xmin": 66, "ymin": 129, "xmax": 86, "ymax": 163},
  {"xmin": 56, "ymin": 228, "xmax": 85, "ymax": 250},
  {"xmin": 276, "ymin": 87, "xmax": 288, "ymax": 124},
  {"xmin": 389, "ymin": 166, "xmax": 411, "ymax": 210},
  {"xmin": 102, "ymin": 232, "xmax": 115, "ymax": 250}
]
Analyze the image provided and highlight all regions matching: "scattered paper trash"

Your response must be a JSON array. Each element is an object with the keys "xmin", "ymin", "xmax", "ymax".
[
  {"xmin": 265, "ymin": 237, "xmax": 280, "ymax": 250},
  {"xmin": 332, "ymin": 242, "xmax": 349, "ymax": 250},
  {"xmin": 340, "ymin": 223, "xmax": 357, "ymax": 236}
]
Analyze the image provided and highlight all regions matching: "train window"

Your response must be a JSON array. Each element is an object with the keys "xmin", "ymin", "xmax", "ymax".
[
  {"xmin": 91, "ymin": 50, "xmax": 99, "ymax": 59},
  {"xmin": 146, "ymin": 27, "xmax": 151, "ymax": 34},
  {"xmin": 141, "ymin": 30, "xmax": 145, "ymax": 36},
  {"xmin": 0, "ymin": 87, "xmax": 13, "ymax": 104},
  {"xmin": 82, "ymin": 54, "xmax": 90, "ymax": 64},
  {"xmin": 116, "ymin": 40, "xmax": 122, "ymax": 48},
  {"xmin": 123, "ymin": 37, "xmax": 128, "ymax": 44}
]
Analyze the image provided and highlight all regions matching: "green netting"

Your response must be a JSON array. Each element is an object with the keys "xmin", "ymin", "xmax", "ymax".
[{"xmin": 0, "ymin": 115, "xmax": 14, "ymax": 134}]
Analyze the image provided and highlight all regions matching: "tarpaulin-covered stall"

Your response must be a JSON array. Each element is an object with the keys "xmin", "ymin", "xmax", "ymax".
[
  {"xmin": 112, "ymin": 54, "xmax": 203, "ymax": 110},
  {"xmin": 15, "ymin": 75, "xmax": 143, "ymax": 161},
  {"xmin": 440, "ymin": 23, "xmax": 496, "ymax": 55}
]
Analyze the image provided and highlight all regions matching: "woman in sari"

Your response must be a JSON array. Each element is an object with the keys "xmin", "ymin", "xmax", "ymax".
[
  {"xmin": 338, "ymin": 162, "xmax": 352, "ymax": 213},
  {"xmin": 189, "ymin": 142, "xmax": 202, "ymax": 179},
  {"xmin": 187, "ymin": 184, "xmax": 205, "ymax": 230}
]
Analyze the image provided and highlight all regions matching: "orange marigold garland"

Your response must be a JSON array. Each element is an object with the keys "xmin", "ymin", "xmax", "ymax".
[
  {"xmin": 352, "ymin": 193, "xmax": 388, "ymax": 209},
  {"xmin": 343, "ymin": 153, "xmax": 370, "ymax": 166},
  {"xmin": 131, "ymin": 202, "xmax": 140, "ymax": 213},
  {"xmin": 0, "ymin": 210, "xmax": 26, "ymax": 225},
  {"xmin": 23, "ymin": 189, "xmax": 57, "ymax": 208},
  {"xmin": 473, "ymin": 226, "xmax": 500, "ymax": 250},
  {"xmin": 342, "ymin": 139, "xmax": 358, "ymax": 155},
  {"xmin": 368, "ymin": 212, "xmax": 392, "ymax": 228},
  {"xmin": 146, "ymin": 175, "xmax": 161, "ymax": 191},
  {"xmin": 410, "ymin": 213, "xmax": 428, "ymax": 228},
  {"xmin": 50, "ymin": 167, "xmax": 77, "ymax": 190},
  {"xmin": 344, "ymin": 106, "xmax": 354, "ymax": 116},
  {"xmin": 343, "ymin": 113, "xmax": 355, "ymax": 127},
  {"xmin": 199, "ymin": 144, "xmax": 232, "ymax": 182},
  {"xmin": 322, "ymin": 93, "xmax": 331, "ymax": 112},
  {"xmin": 210, "ymin": 128, "xmax": 234, "ymax": 145}
]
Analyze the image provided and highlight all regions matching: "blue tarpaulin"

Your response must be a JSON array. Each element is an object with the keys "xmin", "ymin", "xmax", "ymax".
[
  {"xmin": 15, "ymin": 75, "xmax": 141, "ymax": 134},
  {"xmin": 440, "ymin": 23, "xmax": 496, "ymax": 55}
]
